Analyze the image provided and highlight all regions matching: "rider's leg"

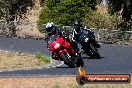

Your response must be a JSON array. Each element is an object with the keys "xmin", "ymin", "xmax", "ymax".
[
  {"xmin": 92, "ymin": 35, "xmax": 100, "ymax": 48},
  {"xmin": 70, "ymin": 41, "xmax": 80, "ymax": 55}
]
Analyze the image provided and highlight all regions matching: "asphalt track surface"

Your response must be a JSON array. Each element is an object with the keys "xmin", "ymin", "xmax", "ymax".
[{"xmin": 0, "ymin": 37, "xmax": 132, "ymax": 76}]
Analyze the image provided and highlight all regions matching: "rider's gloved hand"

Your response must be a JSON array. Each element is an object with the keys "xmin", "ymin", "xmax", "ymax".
[
  {"xmin": 72, "ymin": 39, "xmax": 78, "ymax": 44},
  {"xmin": 47, "ymin": 47, "xmax": 50, "ymax": 50}
]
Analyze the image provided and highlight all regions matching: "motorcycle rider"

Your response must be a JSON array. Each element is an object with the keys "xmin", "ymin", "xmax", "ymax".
[
  {"xmin": 45, "ymin": 22, "xmax": 82, "ymax": 66},
  {"xmin": 71, "ymin": 19, "xmax": 100, "ymax": 54},
  {"xmin": 45, "ymin": 22, "xmax": 64, "ymax": 66},
  {"xmin": 45, "ymin": 22, "xmax": 62, "ymax": 42}
]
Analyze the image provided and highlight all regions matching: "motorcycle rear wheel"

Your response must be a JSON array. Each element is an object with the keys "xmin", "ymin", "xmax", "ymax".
[{"xmin": 60, "ymin": 52, "xmax": 75, "ymax": 68}]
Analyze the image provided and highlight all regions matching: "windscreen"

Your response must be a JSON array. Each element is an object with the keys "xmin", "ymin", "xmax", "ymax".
[{"xmin": 49, "ymin": 35, "xmax": 57, "ymax": 42}]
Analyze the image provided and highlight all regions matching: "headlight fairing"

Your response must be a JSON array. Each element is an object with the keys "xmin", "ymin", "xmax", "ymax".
[{"xmin": 54, "ymin": 43, "xmax": 60, "ymax": 49}]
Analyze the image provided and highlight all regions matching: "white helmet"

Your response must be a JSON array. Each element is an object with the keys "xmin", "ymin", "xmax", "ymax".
[{"xmin": 45, "ymin": 22, "xmax": 55, "ymax": 32}]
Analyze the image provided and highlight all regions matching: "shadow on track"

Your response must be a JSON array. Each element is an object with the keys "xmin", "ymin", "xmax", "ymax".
[{"xmin": 82, "ymin": 56, "xmax": 105, "ymax": 59}]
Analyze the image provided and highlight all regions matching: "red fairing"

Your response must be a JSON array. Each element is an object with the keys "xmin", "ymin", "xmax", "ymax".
[
  {"xmin": 59, "ymin": 49, "xmax": 68, "ymax": 54},
  {"xmin": 48, "ymin": 35, "xmax": 76, "ymax": 60},
  {"xmin": 48, "ymin": 36, "xmax": 64, "ymax": 51}
]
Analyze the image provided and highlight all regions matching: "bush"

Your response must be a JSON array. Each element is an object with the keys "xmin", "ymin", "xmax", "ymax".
[
  {"xmin": 81, "ymin": 5, "xmax": 123, "ymax": 30},
  {"xmin": 83, "ymin": 10, "xmax": 121, "ymax": 29},
  {"xmin": 37, "ymin": 0, "xmax": 97, "ymax": 29}
]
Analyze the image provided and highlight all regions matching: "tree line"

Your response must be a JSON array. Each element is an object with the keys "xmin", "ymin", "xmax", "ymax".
[
  {"xmin": 37, "ymin": 0, "xmax": 132, "ymax": 31},
  {"xmin": 0, "ymin": 0, "xmax": 132, "ymax": 32}
]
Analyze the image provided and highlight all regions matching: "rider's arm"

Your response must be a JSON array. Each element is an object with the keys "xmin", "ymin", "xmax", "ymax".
[
  {"xmin": 56, "ymin": 26, "xmax": 63, "ymax": 36},
  {"xmin": 44, "ymin": 33, "xmax": 49, "ymax": 42},
  {"xmin": 71, "ymin": 29, "xmax": 78, "ymax": 42},
  {"xmin": 72, "ymin": 29, "xmax": 76, "ymax": 41}
]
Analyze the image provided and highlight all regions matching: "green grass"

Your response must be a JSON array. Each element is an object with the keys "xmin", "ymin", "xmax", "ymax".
[{"xmin": 35, "ymin": 51, "xmax": 51, "ymax": 63}]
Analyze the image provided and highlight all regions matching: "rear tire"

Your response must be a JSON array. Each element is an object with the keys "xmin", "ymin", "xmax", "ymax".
[{"xmin": 60, "ymin": 52, "xmax": 75, "ymax": 67}]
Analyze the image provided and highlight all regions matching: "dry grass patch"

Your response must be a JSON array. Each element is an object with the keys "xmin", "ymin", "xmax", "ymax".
[
  {"xmin": 0, "ymin": 76, "xmax": 75, "ymax": 88},
  {"xmin": 0, "ymin": 76, "xmax": 131, "ymax": 88},
  {"xmin": 0, "ymin": 50, "xmax": 49, "ymax": 70}
]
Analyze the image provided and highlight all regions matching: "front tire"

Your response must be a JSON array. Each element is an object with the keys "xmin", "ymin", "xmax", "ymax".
[{"xmin": 60, "ymin": 52, "xmax": 75, "ymax": 67}]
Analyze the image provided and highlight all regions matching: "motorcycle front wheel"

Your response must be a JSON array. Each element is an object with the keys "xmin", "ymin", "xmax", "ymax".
[{"xmin": 60, "ymin": 52, "xmax": 75, "ymax": 68}]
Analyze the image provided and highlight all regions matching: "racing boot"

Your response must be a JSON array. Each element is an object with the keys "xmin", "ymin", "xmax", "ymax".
[{"xmin": 94, "ymin": 41, "xmax": 101, "ymax": 48}]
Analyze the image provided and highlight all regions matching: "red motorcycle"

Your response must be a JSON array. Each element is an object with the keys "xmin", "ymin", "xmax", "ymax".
[{"xmin": 48, "ymin": 35, "xmax": 84, "ymax": 67}]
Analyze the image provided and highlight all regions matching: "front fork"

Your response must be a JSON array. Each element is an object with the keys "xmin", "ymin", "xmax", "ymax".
[{"xmin": 59, "ymin": 49, "xmax": 77, "ymax": 63}]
